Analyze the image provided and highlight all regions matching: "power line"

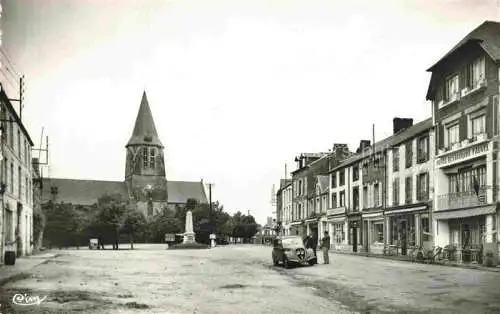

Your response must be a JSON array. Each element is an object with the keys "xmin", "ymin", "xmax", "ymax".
[{"xmin": 0, "ymin": 47, "xmax": 20, "ymax": 75}]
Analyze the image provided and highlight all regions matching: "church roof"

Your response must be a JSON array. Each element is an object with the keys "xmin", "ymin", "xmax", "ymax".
[
  {"xmin": 41, "ymin": 178, "xmax": 208, "ymax": 206},
  {"xmin": 127, "ymin": 91, "xmax": 163, "ymax": 148}
]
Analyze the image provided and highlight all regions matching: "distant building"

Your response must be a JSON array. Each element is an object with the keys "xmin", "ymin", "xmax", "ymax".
[
  {"xmin": 0, "ymin": 85, "xmax": 35, "ymax": 262},
  {"xmin": 42, "ymin": 92, "xmax": 208, "ymax": 217}
]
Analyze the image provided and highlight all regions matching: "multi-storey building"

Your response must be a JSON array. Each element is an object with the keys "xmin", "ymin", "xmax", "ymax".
[
  {"xmin": 312, "ymin": 174, "xmax": 329, "ymax": 239},
  {"xmin": 0, "ymin": 86, "xmax": 35, "ymax": 262},
  {"xmin": 426, "ymin": 21, "xmax": 500, "ymax": 265},
  {"xmin": 278, "ymin": 179, "xmax": 293, "ymax": 236},
  {"xmin": 385, "ymin": 118, "xmax": 435, "ymax": 256},
  {"xmin": 328, "ymin": 119, "xmax": 433, "ymax": 254},
  {"xmin": 290, "ymin": 152, "xmax": 329, "ymax": 237}
]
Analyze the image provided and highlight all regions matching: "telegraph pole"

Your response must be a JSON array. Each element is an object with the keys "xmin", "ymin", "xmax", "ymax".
[{"xmin": 206, "ymin": 182, "xmax": 215, "ymax": 247}]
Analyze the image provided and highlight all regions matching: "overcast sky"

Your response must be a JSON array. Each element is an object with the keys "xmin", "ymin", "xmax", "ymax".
[{"xmin": 1, "ymin": 0, "xmax": 499, "ymax": 224}]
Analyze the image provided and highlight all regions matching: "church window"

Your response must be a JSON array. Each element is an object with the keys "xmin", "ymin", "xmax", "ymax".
[
  {"xmin": 149, "ymin": 148, "xmax": 156, "ymax": 169},
  {"xmin": 143, "ymin": 148, "xmax": 148, "ymax": 169}
]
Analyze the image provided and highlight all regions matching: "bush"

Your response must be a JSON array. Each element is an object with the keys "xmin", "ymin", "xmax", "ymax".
[{"xmin": 168, "ymin": 242, "xmax": 209, "ymax": 250}]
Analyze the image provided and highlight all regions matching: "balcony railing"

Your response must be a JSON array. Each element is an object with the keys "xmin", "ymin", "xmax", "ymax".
[{"xmin": 438, "ymin": 188, "xmax": 489, "ymax": 210}]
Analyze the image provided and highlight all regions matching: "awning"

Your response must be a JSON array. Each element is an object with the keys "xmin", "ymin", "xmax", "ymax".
[
  {"xmin": 385, "ymin": 205, "xmax": 428, "ymax": 215},
  {"xmin": 433, "ymin": 205, "xmax": 497, "ymax": 220},
  {"xmin": 328, "ymin": 217, "xmax": 346, "ymax": 223}
]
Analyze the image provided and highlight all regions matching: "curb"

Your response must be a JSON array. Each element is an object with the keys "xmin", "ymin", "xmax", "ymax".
[
  {"xmin": 0, "ymin": 252, "xmax": 58, "ymax": 286},
  {"xmin": 330, "ymin": 250, "xmax": 500, "ymax": 273}
]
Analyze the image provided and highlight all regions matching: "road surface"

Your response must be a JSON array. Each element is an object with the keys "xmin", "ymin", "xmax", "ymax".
[{"xmin": 0, "ymin": 244, "xmax": 499, "ymax": 313}]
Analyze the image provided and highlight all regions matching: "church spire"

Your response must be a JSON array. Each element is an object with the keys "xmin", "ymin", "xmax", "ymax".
[{"xmin": 126, "ymin": 91, "xmax": 163, "ymax": 148}]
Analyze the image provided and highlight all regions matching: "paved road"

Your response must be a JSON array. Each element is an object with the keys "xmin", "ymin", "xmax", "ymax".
[{"xmin": 0, "ymin": 244, "xmax": 499, "ymax": 313}]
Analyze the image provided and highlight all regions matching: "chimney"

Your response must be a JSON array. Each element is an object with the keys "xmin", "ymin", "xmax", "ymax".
[
  {"xmin": 356, "ymin": 140, "xmax": 371, "ymax": 153},
  {"xmin": 393, "ymin": 118, "xmax": 413, "ymax": 134},
  {"xmin": 332, "ymin": 144, "xmax": 349, "ymax": 160}
]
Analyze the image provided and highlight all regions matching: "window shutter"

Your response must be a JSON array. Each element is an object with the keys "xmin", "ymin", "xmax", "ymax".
[
  {"xmin": 426, "ymin": 173, "xmax": 430, "ymax": 200},
  {"xmin": 459, "ymin": 114, "xmax": 468, "ymax": 141},
  {"xmin": 438, "ymin": 123, "xmax": 444, "ymax": 150},
  {"xmin": 416, "ymin": 174, "xmax": 421, "ymax": 201},
  {"xmin": 486, "ymin": 99, "xmax": 493, "ymax": 138}
]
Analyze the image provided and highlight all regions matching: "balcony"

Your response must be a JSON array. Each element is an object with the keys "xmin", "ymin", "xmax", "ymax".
[{"xmin": 438, "ymin": 188, "xmax": 489, "ymax": 210}]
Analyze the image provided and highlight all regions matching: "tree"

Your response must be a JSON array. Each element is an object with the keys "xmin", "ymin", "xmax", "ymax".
[
  {"xmin": 121, "ymin": 207, "xmax": 147, "ymax": 249},
  {"xmin": 89, "ymin": 194, "xmax": 128, "ymax": 250}
]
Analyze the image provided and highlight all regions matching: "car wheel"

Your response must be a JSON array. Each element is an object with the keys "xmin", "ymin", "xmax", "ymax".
[
  {"xmin": 283, "ymin": 257, "xmax": 290, "ymax": 269},
  {"xmin": 308, "ymin": 259, "xmax": 316, "ymax": 266},
  {"xmin": 273, "ymin": 258, "xmax": 279, "ymax": 266}
]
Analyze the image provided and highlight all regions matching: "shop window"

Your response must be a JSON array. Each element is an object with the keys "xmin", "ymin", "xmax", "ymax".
[
  {"xmin": 421, "ymin": 217, "xmax": 430, "ymax": 242},
  {"xmin": 373, "ymin": 223, "xmax": 384, "ymax": 243}
]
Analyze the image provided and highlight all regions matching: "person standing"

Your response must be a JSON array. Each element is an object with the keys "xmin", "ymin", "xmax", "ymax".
[{"xmin": 320, "ymin": 231, "xmax": 330, "ymax": 264}]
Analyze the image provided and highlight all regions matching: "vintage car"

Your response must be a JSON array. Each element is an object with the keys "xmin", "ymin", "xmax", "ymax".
[{"xmin": 272, "ymin": 236, "xmax": 317, "ymax": 268}]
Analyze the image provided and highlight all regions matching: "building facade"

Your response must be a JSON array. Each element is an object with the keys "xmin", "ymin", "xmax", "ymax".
[
  {"xmin": 426, "ymin": 21, "xmax": 500, "ymax": 265},
  {"xmin": 278, "ymin": 180, "xmax": 293, "ymax": 236},
  {"xmin": 0, "ymin": 86, "xmax": 35, "ymax": 262}
]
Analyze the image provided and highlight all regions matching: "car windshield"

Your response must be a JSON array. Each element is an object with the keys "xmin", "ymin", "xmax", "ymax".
[{"xmin": 281, "ymin": 238, "xmax": 303, "ymax": 248}]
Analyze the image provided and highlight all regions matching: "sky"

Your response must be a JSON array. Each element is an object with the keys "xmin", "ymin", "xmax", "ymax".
[{"xmin": 0, "ymin": 0, "xmax": 499, "ymax": 225}]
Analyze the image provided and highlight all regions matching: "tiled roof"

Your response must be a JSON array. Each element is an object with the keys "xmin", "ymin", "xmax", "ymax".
[
  {"xmin": 426, "ymin": 21, "xmax": 500, "ymax": 99},
  {"xmin": 127, "ymin": 91, "xmax": 163, "ymax": 148},
  {"xmin": 42, "ymin": 178, "xmax": 128, "ymax": 205},
  {"xmin": 42, "ymin": 178, "xmax": 208, "ymax": 205},
  {"xmin": 330, "ymin": 118, "xmax": 433, "ymax": 172},
  {"xmin": 167, "ymin": 180, "xmax": 208, "ymax": 204},
  {"xmin": 427, "ymin": 21, "xmax": 500, "ymax": 72}
]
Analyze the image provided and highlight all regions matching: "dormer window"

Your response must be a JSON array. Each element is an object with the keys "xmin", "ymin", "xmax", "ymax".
[
  {"xmin": 143, "ymin": 147, "xmax": 156, "ymax": 169},
  {"xmin": 445, "ymin": 74, "xmax": 459, "ymax": 102},
  {"xmin": 468, "ymin": 57, "xmax": 485, "ymax": 89}
]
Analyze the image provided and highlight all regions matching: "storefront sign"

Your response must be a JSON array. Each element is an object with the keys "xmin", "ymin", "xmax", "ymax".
[
  {"xmin": 327, "ymin": 207, "xmax": 346, "ymax": 216},
  {"xmin": 437, "ymin": 142, "xmax": 489, "ymax": 168}
]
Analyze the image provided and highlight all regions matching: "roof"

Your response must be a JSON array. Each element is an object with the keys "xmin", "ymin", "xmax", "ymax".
[
  {"xmin": 167, "ymin": 180, "xmax": 208, "ymax": 204},
  {"xmin": 41, "ymin": 178, "xmax": 128, "ymax": 205},
  {"xmin": 0, "ymin": 84, "xmax": 34, "ymax": 146},
  {"xmin": 42, "ymin": 178, "xmax": 208, "ymax": 205},
  {"xmin": 426, "ymin": 21, "xmax": 500, "ymax": 99},
  {"xmin": 126, "ymin": 91, "xmax": 163, "ymax": 148},
  {"xmin": 330, "ymin": 118, "xmax": 433, "ymax": 172}
]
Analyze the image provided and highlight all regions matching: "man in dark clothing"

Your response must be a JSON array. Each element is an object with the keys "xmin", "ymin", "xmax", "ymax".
[{"xmin": 320, "ymin": 231, "xmax": 330, "ymax": 264}]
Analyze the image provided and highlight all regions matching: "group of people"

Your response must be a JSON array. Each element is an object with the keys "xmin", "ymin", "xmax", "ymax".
[{"xmin": 303, "ymin": 231, "xmax": 330, "ymax": 264}]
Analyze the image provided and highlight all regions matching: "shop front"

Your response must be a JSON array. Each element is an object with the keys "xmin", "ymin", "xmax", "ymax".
[
  {"xmin": 433, "ymin": 205, "xmax": 498, "ymax": 265},
  {"xmin": 327, "ymin": 207, "xmax": 347, "ymax": 251},
  {"xmin": 385, "ymin": 205, "xmax": 430, "ymax": 256},
  {"xmin": 289, "ymin": 221, "xmax": 302, "ymax": 237},
  {"xmin": 347, "ymin": 213, "xmax": 362, "ymax": 253},
  {"xmin": 362, "ymin": 211, "xmax": 384, "ymax": 254}
]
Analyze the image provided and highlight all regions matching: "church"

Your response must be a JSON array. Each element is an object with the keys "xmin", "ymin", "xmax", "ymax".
[{"xmin": 42, "ymin": 92, "xmax": 208, "ymax": 216}]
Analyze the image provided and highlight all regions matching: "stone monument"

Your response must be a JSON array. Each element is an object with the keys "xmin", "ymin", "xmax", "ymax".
[{"xmin": 183, "ymin": 211, "xmax": 196, "ymax": 244}]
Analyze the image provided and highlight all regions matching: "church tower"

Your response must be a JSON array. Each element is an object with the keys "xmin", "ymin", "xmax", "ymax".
[{"xmin": 125, "ymin": 91, "xmax": 168, "ymax": 217}]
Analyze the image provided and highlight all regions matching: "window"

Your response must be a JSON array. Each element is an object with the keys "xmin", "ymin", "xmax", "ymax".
[
  {"xmin": 472, "ymin": 115, "xmax": 486, "ymax": 137},
  {"xmin": 447, "ymin": 124, "xmax": 459, "ymax": 147},
  {"xmin": 10, "ymin": 163, "xmax": 13, "ymax": 194},
  {"xmin": 393, "ymin": 178, "xmax": 399, "ymax": 205},
  {"xmin": 405, "ymin": 177, "xmax": 412, "ymax": 204},
  {"xmin": 339, "ymin": 170, "xmax": 345, "ymax": 186},
  {"xmin": 373, "ymin": 223, "xmax": 384, "ymax": 243},
  {"xmin": 331, "ymin": 193, "xmax": 337, "ymax": 208},
  {"xmin": 9, "ymin": 120, "xmax": 13, "ymax": 147},
  {"xmin": 374, "ymin": 183, "xmax": 380, "ymax": 207},
  {"xmin": 25, "ymin": 177, "xmax": 28, "ymax": 203},
  {"xmin": 339, "ymin": 191, "xmax": 345, "ymax": 207},
  {"xmin": 417, "ymin": 136, "xmax": 429, "ymax": 163},
  {"xmin": 17, "ymin": 130, "xmax": 20, "ymax": 157},
  {"xmin": 417, "ymin": 173, "xmax": 429, "ymax": 201},
  {"xmin": 468, "ymin": 57, "xmax": 485, "ymax": 89},
  {"xmin": 363, "ymin": 186, "xmax": 368, "ymax": 209},
  {"xmin": 449, "ymin": 166, "xmax": 486, "ymax": 194},
  {"xmin": 5, "ymin": 209, "xmax": 12, "ymax": 242},
  {"xmin": 393, "ymin": 149, "xmax": 399, "ymax": 172},
  {"xmin": 445, "ymin": 74, "xmax": 459, "ymax": 101},
  {"xmin": 18, "ymin": 167, "xmax": 21, "ymax": 198},
  {"xmin": 143, "ymin": 147, "xmax": 156, "ymax": 169},
  {"xmin": 149, "ymin": 148, "xmax": 156, "ymax": 169},
  {"xmin": 421, "ymin": 217, "xmax": 430, "ymax": 242},
  {"xmin": 298, "ymin": 180, "xmax": 302, "ymax": 196},
  {"xmin": 331, "ymin": 173, "xmax": 336, "ymax": 188},
  {"xmin": 353, "ymin": 187, "xmax": 359, "ymax": 210},
  {"xmin": 353, "ymin": 165, "xmax": 359, "ymax": 181},
  {"xmin": 405, "ymin": 141, "xmax": 412, "ymax": 168}
]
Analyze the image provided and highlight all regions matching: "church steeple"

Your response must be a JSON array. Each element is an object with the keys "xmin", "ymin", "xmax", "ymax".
[{"xmin": 126, "ymin": 91, "xmax": 163, "ymax": 148}]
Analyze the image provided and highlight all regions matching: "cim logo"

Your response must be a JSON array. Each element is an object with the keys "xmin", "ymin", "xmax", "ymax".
[{"xmin": 12, "ymin": 293, "xmax": 47, "ymax": 306}]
